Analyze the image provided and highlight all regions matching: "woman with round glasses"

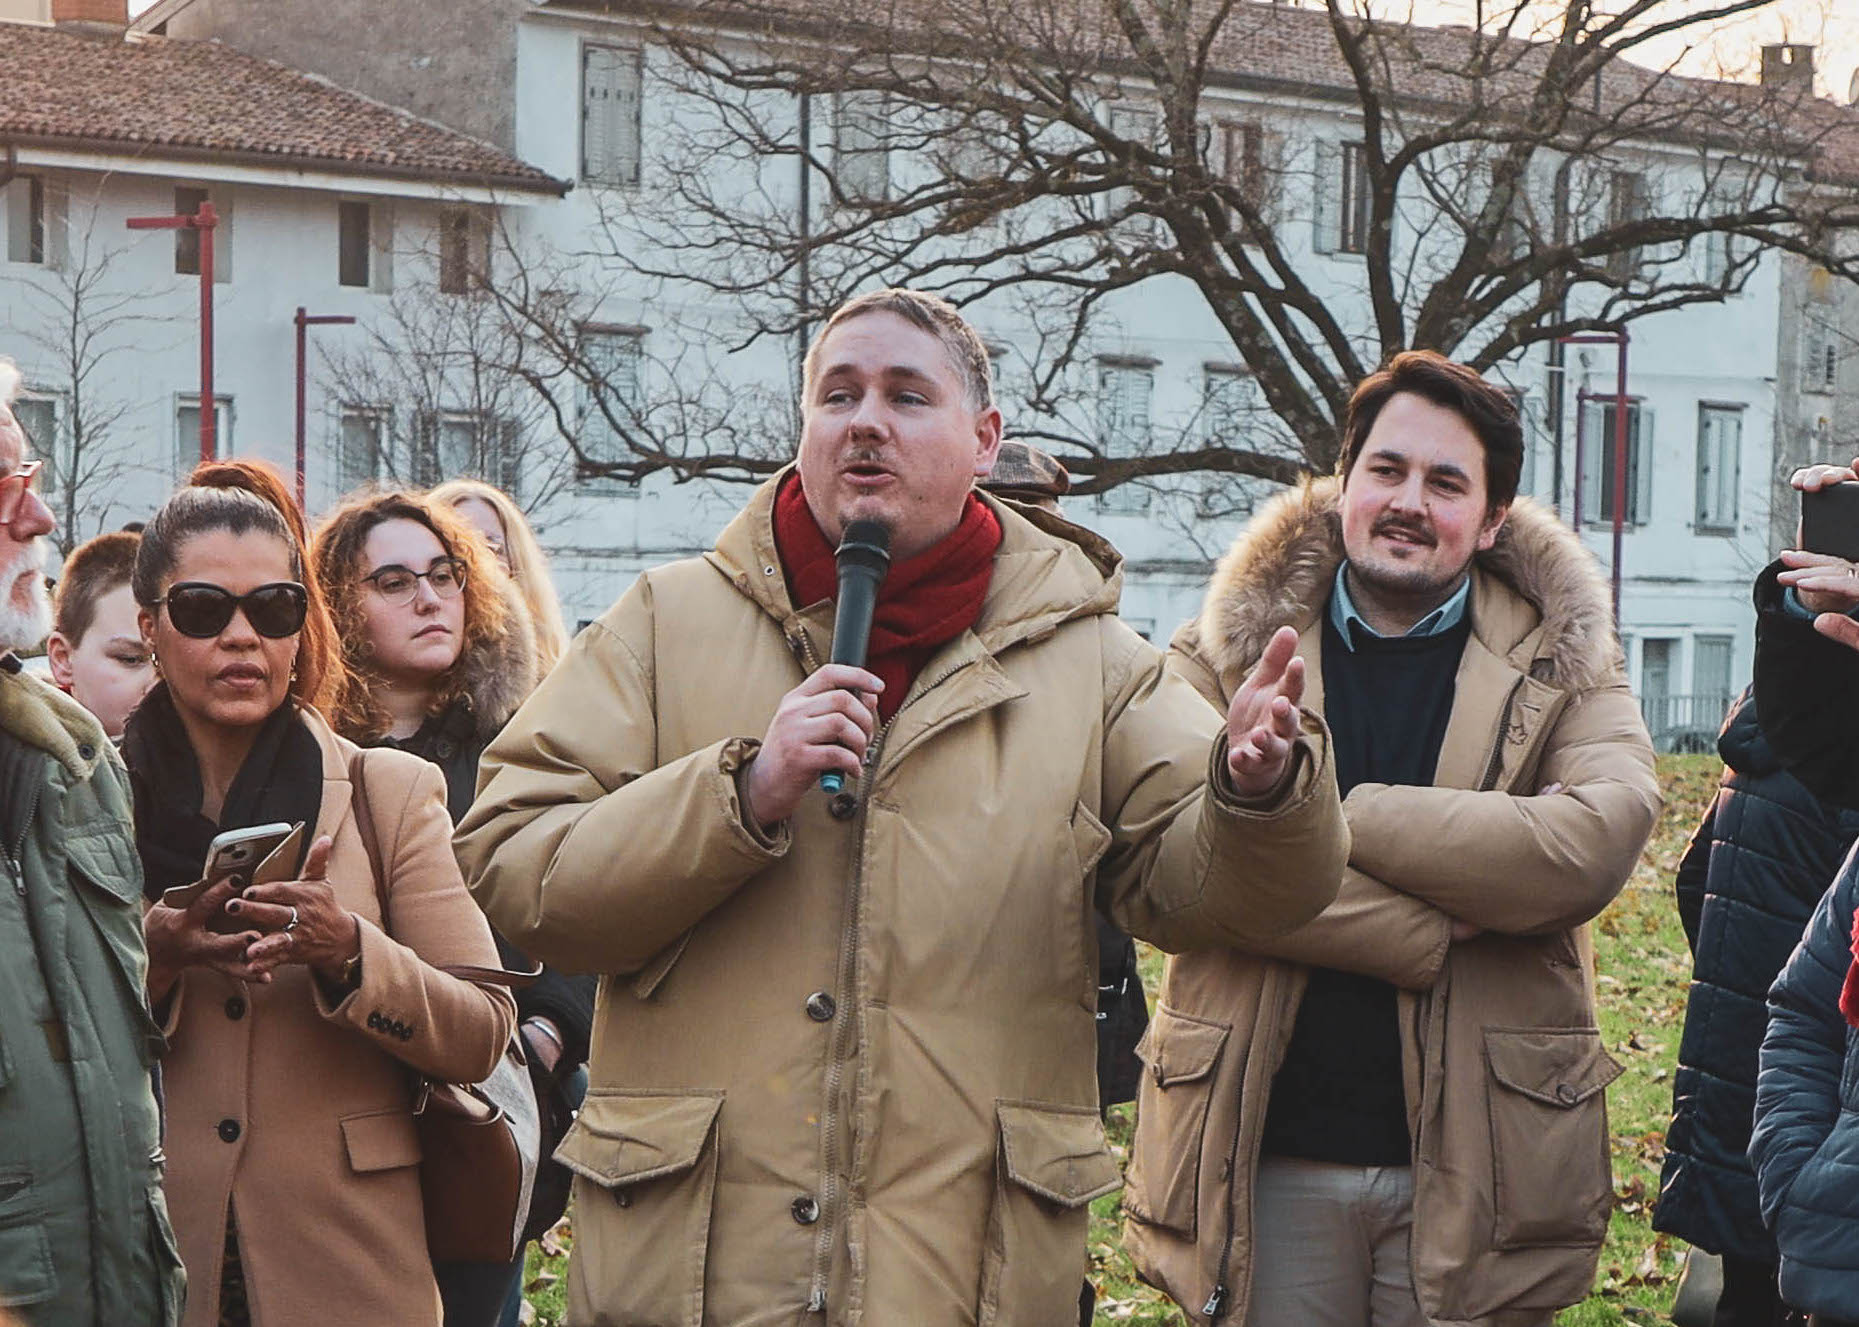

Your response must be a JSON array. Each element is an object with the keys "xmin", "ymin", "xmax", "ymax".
[
  {"xmin": 126, "ymin": 461, "xmax": 516, "ymax": 1327},
  {"xmin": 312, "ymin": 489, "xmax": 595, "ymax": 1327}
]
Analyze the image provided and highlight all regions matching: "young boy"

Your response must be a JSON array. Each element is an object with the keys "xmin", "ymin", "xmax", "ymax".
[{"xmin": 48, "ymin": 530, "xmax": 152, "ymax": 738}]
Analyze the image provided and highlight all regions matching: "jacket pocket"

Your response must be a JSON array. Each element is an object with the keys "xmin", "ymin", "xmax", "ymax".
[
  {"xmin": 1124, "ymin": 1007, "xmax": 1230, "ymax": 1238},
  {"xmin": 554, "ymin": 1090, "xmax": 723, "ymax": 1327},
  {"xmin": 977, "ymin": 1101, "xmax": 1122, "ymax": 1327},
  {"xmin": 339, "ymin": 1108, "xmax": 423, "ymax": 1173},
  {"xmin": 1485, "ymin": 1027, "xmax": 1622, "ymax": 1249},
  {"xmin": 0, "ymin": 1217, "xmax": 55, "ymax": 1308}
]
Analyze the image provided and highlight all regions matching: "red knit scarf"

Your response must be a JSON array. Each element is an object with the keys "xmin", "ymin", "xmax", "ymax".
[
  {"xmin": 773, "ymin": 474, "xmax": 1001, "ymax": 722},
  {"xmin": 1842, "ymin": 929, "xmax": 1859, "ymax": 1028}
]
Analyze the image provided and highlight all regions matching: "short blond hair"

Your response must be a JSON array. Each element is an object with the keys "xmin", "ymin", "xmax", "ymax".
[{"xmin": 802, "ymin": 289, "xmax": 994, "ymax": 413}]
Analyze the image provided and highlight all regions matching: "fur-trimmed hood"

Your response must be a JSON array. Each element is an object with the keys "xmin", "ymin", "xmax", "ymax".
[
  {"xmin": 1189, "ymin": 476, "xmax": 1619, "ymax": 692},
  {"xmin": 460, "ymin": 576, "xmax": 541, "ymax": 740}
]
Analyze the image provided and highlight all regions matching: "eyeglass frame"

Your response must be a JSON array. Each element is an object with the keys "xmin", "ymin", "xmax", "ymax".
[
  {"xmin": 358, "ymin": 556, "xmax": 470, "ymax": 607},
  {"xmin": 0, "ymin": 460, "xmax": 44, "ymax": 527},
  {"xmin": 155, "ymin": 581, "xmax": 310, "ymax": 640}
]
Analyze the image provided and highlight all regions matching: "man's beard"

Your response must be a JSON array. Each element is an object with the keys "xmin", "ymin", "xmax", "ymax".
[{"xmin": 0, "ymin": 541, "xmax": 52, "ymax": 654}]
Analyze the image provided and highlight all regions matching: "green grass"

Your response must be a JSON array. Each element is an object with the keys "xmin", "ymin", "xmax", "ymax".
[{"xmin": 520, "ymin": 755, "xmax": 1719, "ymax": 1326}]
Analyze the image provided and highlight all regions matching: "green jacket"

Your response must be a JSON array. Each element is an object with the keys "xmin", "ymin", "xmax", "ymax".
[{"xmin": 0, "ymin": 662, "xmax": 182, "ymax": 1325}]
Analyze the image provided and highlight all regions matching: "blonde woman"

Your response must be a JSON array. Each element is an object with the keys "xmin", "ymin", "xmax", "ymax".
[{"xmin": 429, "ymin": 480, "xmax": 569, "ymax": 676}]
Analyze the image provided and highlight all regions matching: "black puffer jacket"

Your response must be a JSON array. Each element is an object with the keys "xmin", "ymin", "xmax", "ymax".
[{"xmin": 1653, "ymin": 688, "xmax": 1859, "ymax": 1260}]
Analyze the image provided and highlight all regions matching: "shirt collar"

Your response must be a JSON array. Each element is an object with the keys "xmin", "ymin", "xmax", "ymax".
[{"xmin": 1329, "ymin": 564, "xmax": 1471, "ymax": 652}]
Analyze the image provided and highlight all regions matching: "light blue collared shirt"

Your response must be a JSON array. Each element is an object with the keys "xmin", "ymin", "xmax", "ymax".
[{"xmin": 1328, "ymin": 564, "xmax": 1472, "ymax": 651}]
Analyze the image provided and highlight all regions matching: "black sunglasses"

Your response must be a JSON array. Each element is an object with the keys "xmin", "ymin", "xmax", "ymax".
[{"xmin": 158, "ymin": 582, "xmax": 309, "ymax": 640}]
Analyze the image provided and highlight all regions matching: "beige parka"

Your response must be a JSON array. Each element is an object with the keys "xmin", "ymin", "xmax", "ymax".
[
  {"xmin": 455, "ymin": 472, "xmax": 1349, "ymax": 1327},
  {"xmin": 1123, "ymin": 479, "xmax": 1661, "ymax": 1326}
]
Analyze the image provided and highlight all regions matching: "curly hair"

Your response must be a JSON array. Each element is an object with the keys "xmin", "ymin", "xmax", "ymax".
[
  {"xmin": 310, "ymin": 490, "xmax": 510, "ymax": 743},
  {"xmin": 135, "ymin": 459, "xmax": 344, "ymax": 717}
]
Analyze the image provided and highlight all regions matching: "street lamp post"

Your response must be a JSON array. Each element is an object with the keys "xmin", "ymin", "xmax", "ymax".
[
  {"xmin": 294, "ymin": 308, "xmax": 357, "ymax": 511},
  {"xmin": 127, "ymin": 201, "xmax": 218, "ymax": 466},
  {"xmin": 1558, "ymin": 329, "xmax": 1631, "ymax": 625}
]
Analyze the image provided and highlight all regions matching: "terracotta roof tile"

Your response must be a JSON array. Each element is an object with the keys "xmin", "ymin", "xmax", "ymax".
[{"xmin": 0, "ymin": 23, "xmax": 567, "ymax": 193}]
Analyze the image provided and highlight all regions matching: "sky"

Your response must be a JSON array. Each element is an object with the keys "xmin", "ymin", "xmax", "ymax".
[{"xmin": 124, "ymin": 0, "xmax": 1859, "ymax": 102}]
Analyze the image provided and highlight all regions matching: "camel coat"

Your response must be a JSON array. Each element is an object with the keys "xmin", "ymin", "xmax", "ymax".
[
  {"xmin": 157, "ymin": 706, "xmax": 515, "ymax": 1327},
  {"xmin": 1124, "ymin": 480, "xmax": 1661, "ymax": 1325},
  {"xmin": 456, "ymin": 474, "xmax": 1349, "ymax": 1327}
]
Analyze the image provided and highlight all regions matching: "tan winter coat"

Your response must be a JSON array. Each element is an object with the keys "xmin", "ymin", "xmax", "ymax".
[
  {"xmin": 1123, "ymin": 479, "xmax": 1660, "ymax": 1326},
  {"xmin": 455, "ymin": 471, "xmax": 1349, "ymax": 1327},
  {"xmin": 158, "ymin": 707, "xmax": 515, "ymax": 1327}
]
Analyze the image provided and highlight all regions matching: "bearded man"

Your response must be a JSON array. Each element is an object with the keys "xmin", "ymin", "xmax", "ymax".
[
  {"xmin": 457, "ymin": 289, "xmax": 1349, "ymax": 1325},
  {"xmin": 0, "ymin": 358, "xmax": 184, "ymax": 1324},
  {"xmin": 1125, "ymin": 349, "xmax": 1660, "ymax": 1327}
]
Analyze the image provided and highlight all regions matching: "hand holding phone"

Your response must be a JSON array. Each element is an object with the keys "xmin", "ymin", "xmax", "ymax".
[{"xmin": 160, "ymin": 822, "xmax": 302, "ymax": 918}]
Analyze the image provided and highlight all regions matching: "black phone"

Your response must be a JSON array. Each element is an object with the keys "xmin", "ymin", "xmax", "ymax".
[{"xmin": 1802, "ymin": 482, "xmax": 1859, "ymax": 563}]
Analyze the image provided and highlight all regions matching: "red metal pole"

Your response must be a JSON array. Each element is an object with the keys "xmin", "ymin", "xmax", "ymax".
[
  {"xmin": 295, "ymin": 308, "xmax": 308, "ymax": 510},
  {"xmin": 1610, "ymin": 330, "xmax": 1630, "ymax": 626},
  {"xmin": 197, "ymin": 201, "xmax": 217, "ymax": 465}
]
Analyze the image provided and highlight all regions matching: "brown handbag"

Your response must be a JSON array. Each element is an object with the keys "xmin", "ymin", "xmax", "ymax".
[{"xmin": 348, "ymin": 749, "xmax": 542, "ymax": 1264}]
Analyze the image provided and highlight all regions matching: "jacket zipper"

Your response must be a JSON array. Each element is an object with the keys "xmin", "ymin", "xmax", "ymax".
[
  {"xmin": 5, "ymin": 778, "xmax": 39, "ymax": 894},
  {"xmin": 1204, "ymin": 966, "xmax": 1293, "ymax": 1319},
  {"xmin": 1475, "ymin": 678, "xmax": 1525, "ymax": 793}
]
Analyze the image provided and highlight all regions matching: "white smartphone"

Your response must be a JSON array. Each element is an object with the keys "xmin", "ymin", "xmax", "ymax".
[{"xmin": 159, "ymin": 822, "xmax": 302, "ymax": 911}]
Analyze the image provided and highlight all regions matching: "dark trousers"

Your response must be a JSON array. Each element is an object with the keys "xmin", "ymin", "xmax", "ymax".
[{"xmin": 1715, "ymin": 1255, "xmax": 1804, "ymax": 1327}]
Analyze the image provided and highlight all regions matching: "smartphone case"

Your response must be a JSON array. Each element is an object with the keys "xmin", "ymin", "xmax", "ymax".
[{"xmin": 160, "ymin": 822, "xmax": 305, "ymax": 914}]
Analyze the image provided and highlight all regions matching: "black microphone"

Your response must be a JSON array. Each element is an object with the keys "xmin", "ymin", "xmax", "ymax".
[{"xmin": 819, "ymin": 518, "xmax": 893, "ymax": 794}]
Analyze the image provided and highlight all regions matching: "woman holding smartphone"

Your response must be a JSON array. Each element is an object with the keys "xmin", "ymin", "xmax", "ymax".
[
  {"xmin": 130, "ymin": 461, "xmax": 515, "ymax": 1327},
  {"xmin": 312, "ymin": 488, "xmax": 594, "ymax": 1327}
]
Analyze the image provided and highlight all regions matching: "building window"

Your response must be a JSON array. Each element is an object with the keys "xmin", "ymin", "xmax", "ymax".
[
  {"xmin": 582, "ymin": 45, "xmax": 643, "ymax": 187},
  {"xmin": 13, "ymin": 395, "xmax": 57, "ymax": 498},
  {"xmin": 416, "ymin": 411, "xmax": 519, "ymax": 494},
  {"xmin": 1201, "ymin": 366, "xmax": 1253, "ymax": 448},
  {"xmin": 1338, "ymin": 143, "xmax": 1371, "ymax": 254},
  {"xmin": 337, "ymin": 407, "xmax": 388, "ymax": 498},
  {"xmin": 175, "ymin": 395, "xmax": 232, "ymax": 476},
  {"xmin": 1606, "ymin": 171, "xmax": 1645, "ymax": 280},
  {"xmin": 1580, "ymin": 399, "xmax": 1651, "ymax": 527},
  {"xmin": 1104, "ymin": 105, "xmax": 1159, "ymax": 236},
  {"xmin": 1693, "ymin": 634, "xmax": 1734, "ymax": 720},
  {"xmin": 7, "ymin": 176, "xmax": 44, "ymax": 265},
  {"xmin": 578, "ymin": 327, "xmax": 644, "ymax": 493},
  {"xmin": 1802, "ymin": 322, "xmax": 1839, "ymax": 395},
  {"xmin": 438, "ymin": 208, "xmax": 488, "ymax": 295},
  {"xmin": 1695, "ymin": 404, "xmax": 1742, "ymax": 534},
  {"xmin": 1095, "ymin": 359, "xmax": 1153, "ymax": 514},
  {"xmin": 1220, "ymin": 121, "xmax": 1265, "ymax": 210},
  {"xmin": 171, "ymin": 186, "xmax": 231, "ymax": 283},
  {"xmin": 338, "ymin": 201, "xmax": 371, "ymax": 288},
  {"xmin": 1640, "ymin": 636, "xmax": 1676, "ymax": 737},
  {"xmin": 834, "ymin": 93, "xmax": 891, "ymax": 204}
]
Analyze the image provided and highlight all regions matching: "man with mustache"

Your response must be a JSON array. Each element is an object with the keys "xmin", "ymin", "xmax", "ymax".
[
  {"xmin": 457, "ymin": 288, "xmax": 1349, "ymax": 1325},
  {"xmin": 0, "ymin": 358, "xmax": 184, "ymax": 1323},
  {"xmin": 1125, "ymin": 350, "xmax": 1660, "ymax": 1326}
]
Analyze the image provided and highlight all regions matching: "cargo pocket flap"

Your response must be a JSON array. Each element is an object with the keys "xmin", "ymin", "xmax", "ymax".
[
  {"xmin": 555, "ymin": 1091, "xmax": 723, "ymax": 1189},
  {"xmin": 1137, "ymin": 1007, "xmax": 1230, "ymax": 1088},
  {"xmin": 1485, "ymin": 1027, "xmax": 1623, "ymax": 1108},
  {"xmin": 339, "ymin": 1109, "xmax": 422, "ymax": 1174},
  {"xmin": 997, "ymin": 1102, "xmax": 1122, "ymax": 1208}
]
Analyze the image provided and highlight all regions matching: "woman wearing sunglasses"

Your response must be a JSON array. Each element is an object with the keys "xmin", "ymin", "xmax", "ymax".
[
  {"xmin": 312, "ymin": 489, "xmax": 595, "ymax": 1327},
  {"xmin": 127, "ymin": 462, "xmax": 516, "ymax": 1327}
]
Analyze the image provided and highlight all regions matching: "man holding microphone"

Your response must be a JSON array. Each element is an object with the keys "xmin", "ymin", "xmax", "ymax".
[{"xmin": 457, "ymin": 288, "xmax": 1346, "ymax": 1325}]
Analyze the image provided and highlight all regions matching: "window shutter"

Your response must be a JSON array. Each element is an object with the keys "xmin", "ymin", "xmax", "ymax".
[
  {"xmin": 413, "ymin": 412, "xmax": 438, "ymax": 488},
  {"xmin": 1633, "ymin": 406, "xmax": 1654, "ymax": 524},
  {"xmin": 583, "ymin": 47, "xmax": 640, "ymax": 184},
  {"xmin": 1579, "ymin": 400, "xmax": 1601, "ymax": 523},
  {"xmin": 1313, "ymin": 139, "xmax": 1339, "ymax": 254},
  {"xmin": 497, "ymin": 418, "xmax": 523, "ymax": 499}
]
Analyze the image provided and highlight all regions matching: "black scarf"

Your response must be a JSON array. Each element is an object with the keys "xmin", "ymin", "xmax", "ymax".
[{"xmin": 121, "ymin": 682, "xmax": 325, "ymax": 902}]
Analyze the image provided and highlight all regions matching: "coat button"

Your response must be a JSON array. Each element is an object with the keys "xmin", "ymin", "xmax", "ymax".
[
  {"xmin": 613, "ymin": 1189, "xmax": 632, "ymax": 1209},
  {"xmin": 77, "ymin": 742, "xmax": 95, "ymax": 761},
  {"xmin": 804, "ymin": 992, "xmax": 836, "ymax": 1023},
  {"xmin": 792, "ymin": 1196, "xmax": 820, "ymax": 1225},
  {"xmin": 828, "ymin": 792, "xmax": 858, "ymax": 820},
  {"xmin": 217, "ymin": 1119, "xmax": 241, "ymax": 1143},
  {"xmin": 1556, "ymin": 1083, "xmax": 1579, "ymax": 1105},
  {"xmin": 225, "ymin": 996, "xmax": 246, "ymax": 1020}
]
